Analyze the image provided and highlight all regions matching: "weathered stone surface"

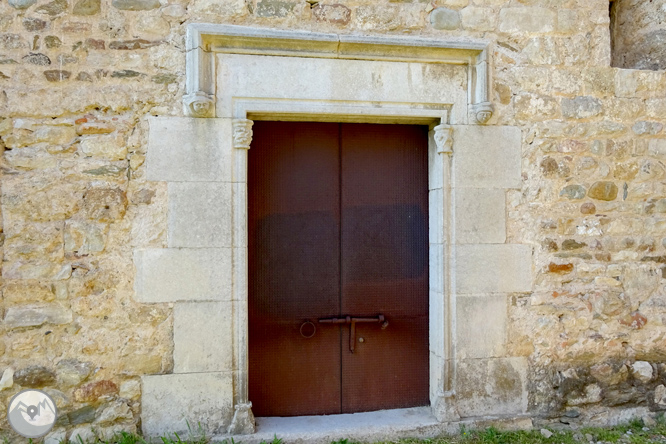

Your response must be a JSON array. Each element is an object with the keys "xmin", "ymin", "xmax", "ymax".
[
  {"xmin": 0, "ymin": 34, "xmax": 27, "ymax": 49},
  {"xmin": 80, "ymin": 188, "xmax": 128, "ymax": 222},
  {"xmin": 111, "ymin": 0, "xmax": 160, "ymax": 10},
  {"xmin": 633, "ymin": 121, "xmax": 664, "ymax": 135},
  {"xmin": 312, "ymin": 4, "xmax": 350, "ymax": 25},
  {"xmin": 631, "ymin": 361, "xmax": 653, "ymax": 383},
  {"xmin": 456, "ymin": 244, "xmax": 532, "ymax": 294},
  {"xmin": 119, "ymin": 380, "xmax": 140, "ymax": 400},
  {"xmin": 562, "ymin": 239, "xmax": 586, "ymax": 250},
  {"xmin": 23, "ymin": 53, "xmax": 51, "ymax": 65},
  {"xmin": 147, "ymin": 117, "xmax": 234, "ymax": 182},
  {"xmin": 111, "ymin": 69, "xmax": 144, "ymax": 78},
  {"xmin": 79, "ymin": 134, "xmax": 127, "ymax": 160},
  {"xmin": 256, "ymin": 0, "xmax": 295, "ymax": 17},
  {"xmin": 455, "ymin": 188, "xmax": 506, "ymax": 244},
  {"xmin": 73, "ymin": 0, "xmax": 100, "ymax": 15},
  {"xmin": 14, "ymin": 365, "xmax": 57, "ymax": 387},
  {"xmin": 562, "ymin": 96, "xmax": 603, "ymax": 119},
  {"xmin": 499, "ymin": 8, "xmax": 555, "ymax": 33},
  {"xmin": 151, "ymin": 73, "xmax": 177, "ymax": 84},
  {"xmin": 74, "ymin": 380, "xmax": 119, "ymax": 402},
  {"xmin": 109, "ymin": 39, "xmax": 161, "ymax": 50},
  {"xmin": 453, "ymin": 125, "xmax": 522, "ymax": 189},
  {"xmin": 9, "ymin": 0, "xmax": 37, "ymax": 9},
  {"xmin": 4, "ymin": 124, "xmax": 76, "ymax": 148},
  {"xmin": 142, "ymin": 372, "xmax": 233, "ymax": 437},
  {"xmin": 619, "ymin": 311, "xmax": 648, "ymax": 329},
  {"xmin": 4, "ymin": 306, "xmax": 73, "ymax": 329},
  {"xmin": 0, "ymin": 368, "xmax": 14, "ymax": 390},
  {"xmin": 588, "ymin": 181, "xmax": 619, "ymax": 201},
  {"xmin": 56, "ymin": 359, "xmax": 93, "ymax": 387},
  {"xmin": 548, "ymin": 262, "xmax": 574, "ymax": 274},
  {"xmin": 44, "ymin": 35, "xmax": 62, "ymax": 48},
  {"xmin": 57, "ymin": 54, "xmax": 78, "ymax": 65},
  {"xmin": 168, "ymin": 182, "xmax": 232, "ymax": 248},
  {"xmin": 77, "ymin": 121, "xmax": 114, "ymax": 135},
  {"xmin": 560, "ymin": 185, "xmax": 586, "ymax": 200},
  {"xmin": 95, "ymin": 401, "xmax": 133, "ymax": 424},
  {"xmin": 457, "ymin": 295, "xmax": 506, "ymax": 359},
  {"xmin": 44, "ymin": 70, "xmax": 71, "ymax": 82},
  {"xmin": 456, "ymin": 358, "xmax": 528, "ymax": 417},
  {"xmin": 173, "ymin": 302, "xmax": 233, "ymax": 373},
  {"xmin": 655, "ymin": 385, "xmax": 666, "ymax": 408},
  {"xmin": 36, "ymin": 0, "xmax": 68, "ymax": 16},
  {"xmin": 23, "ymin": 18, "xmax": 48, "ymax": 31},
  {"xmin": 69, "ymin": 426, "xmax": 95, "ymax": 443},
  {"xmin": 461, "ymin": 6, "xmax": 495, "ymax": 32},
  {"xmin": 590, "ymin": 363, "xmax": 628, "ymax": 385},
  {"xmin": 68, "ymin": 405, "xmax": 96, "ymax": 425},
  {"xmin": 430, "ymin": 7, "xmax": 460, "ymax": 30},
  {"xmin": 567, "ymin": 383, "xmax": 602, "ymax": 406},
  {"xmin": 134, "ymin": 248, "xmax": 232, "ymax": 303}
]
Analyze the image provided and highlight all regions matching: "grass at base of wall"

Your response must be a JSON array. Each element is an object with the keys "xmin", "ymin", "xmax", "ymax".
[{"xmin": 6, "ymin": 417, "xmax": 666, "ymax": 444}]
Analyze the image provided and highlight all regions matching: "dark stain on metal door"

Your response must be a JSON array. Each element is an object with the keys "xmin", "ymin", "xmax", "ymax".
[{"xmin": 248, "ymin": 121, "xmax": 429, "ymax": 417}]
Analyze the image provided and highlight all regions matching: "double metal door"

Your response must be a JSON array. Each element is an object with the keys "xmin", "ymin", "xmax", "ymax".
[{"xmin": 248, "ymin": 121, "xmax": 429, "ymax": 416}]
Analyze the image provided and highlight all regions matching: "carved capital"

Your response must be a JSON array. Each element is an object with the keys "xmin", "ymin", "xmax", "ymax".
[
  {"xmin": 183, "ymin": 91, "xmax": 215, "ymax": 118},
  {"xmin": 470, "ymin": 101, "xmax": 494, "ymax": 125},
  {"xmin": 228, "ymin": 402, "xmax": 255, "ymax": 435},
  {"xmin": 233, "ymin": 119, "xmax": 254, "ymax": 149},
  {"xmin": 434, "ymin": 123, "xmax": 453, "ymax": 155}
]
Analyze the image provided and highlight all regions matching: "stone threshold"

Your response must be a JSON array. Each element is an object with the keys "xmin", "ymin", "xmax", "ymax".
[{"xmin": 219, "ymin": 408, "xmax": 534, "ymax": 444}]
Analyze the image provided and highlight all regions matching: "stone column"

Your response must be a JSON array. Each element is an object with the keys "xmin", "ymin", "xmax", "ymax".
[
  {"xmin": 431, "ymin": 122, "xmax": 460, "ymax": 422},
  {"xmin": 228, "ymin": 119, "xmax": 255, "ymax": 435}
]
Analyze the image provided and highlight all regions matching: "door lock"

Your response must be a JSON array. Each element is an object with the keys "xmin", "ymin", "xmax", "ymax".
[{"xmin": 318, "ymin": 315, "xmax": 388, "ymax": 353}]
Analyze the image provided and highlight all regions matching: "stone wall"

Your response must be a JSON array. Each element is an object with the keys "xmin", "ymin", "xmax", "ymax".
[
  {"xmin": 0, "ymin": 0, "xmax": 666, "ymax": 441},
  {"xmin": 611, "ymin": 0, "xmax": 666, "ymax": 70}
]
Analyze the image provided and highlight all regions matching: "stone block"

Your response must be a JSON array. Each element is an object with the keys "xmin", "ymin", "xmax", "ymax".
[
  {"xmin": 142, "ymin": 372, "xmax": 233, "ymax": 437},
  {"xmin": 452, "ymin": 126, "xmax": 522, "ymax": 189},
  {"xmin": 173, "ymin": 302, "xmax": 233, "ymax": 373},
  {"xmin": 455, "ymin": 188, "xmax": 506, "ymax": 244},
  {"xmin": 456, "ymin": 244, "xmax": 532, "ymax": 294},
  {"xmin": 168, "ymin": 182, "xmax": 232, "ymax": 248},
  {"xmin": 134, "ymin": 248, "xmax": 232, "ymax": 303},
  {"xmin": 430, "ymin": 7, "xmax": 460, "ymax": 30},
  {"xmin": 562, "ymin": 96, "xmax": 603, "ymax": 119},
  {"xmin": 456, "ymin": 357, "xmax": 528, "ymax": 417},
  {"xmin": 147, "ymin": 117, "xmax": 235, "ymax": 183},
  {"xmin": 4, "ymin": 306, "xmax": 72, "ymax": 329},
  {"xmin": 461, "ymin": 7, "xmax": 496, "ymax": 32},
  {"xmin": 457, "ymin": 295, "xmax": 507, "ymax": 359},
  {"xmin": 499, "ymin": 8, "xmax": 556, "ymax": 33}
]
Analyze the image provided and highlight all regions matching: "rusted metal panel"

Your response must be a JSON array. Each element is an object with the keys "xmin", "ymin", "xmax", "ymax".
[
  {"xmin": 340, "ymin": 123, "xmax": 430, "ymax": 413},
  {"xmin": 248, "ymin": 121, "xmax": 342, "ymax": 417},
  {"xmin": 248, "ymin": 122, "xmax": 429, "ymax": 417}
]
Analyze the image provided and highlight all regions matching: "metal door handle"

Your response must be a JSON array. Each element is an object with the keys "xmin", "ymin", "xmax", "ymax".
[{"xmin": 318, "ymin": 315, "xmax": 388, "ymax": 353}]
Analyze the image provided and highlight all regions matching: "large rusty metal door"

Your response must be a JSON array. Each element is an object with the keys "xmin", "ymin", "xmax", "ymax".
[{"xmin": 248, "ymin": 121, "xmax": 429, "ymax": 417}]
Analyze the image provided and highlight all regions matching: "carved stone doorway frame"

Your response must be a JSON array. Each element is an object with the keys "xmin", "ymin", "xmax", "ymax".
[
  {"xmin": 185, "ymin": 24, "xmax": 493, "ymax": 432},
  {"xmin": 138, "ymin": 24, "xmax": 528, "ymax": 438}
]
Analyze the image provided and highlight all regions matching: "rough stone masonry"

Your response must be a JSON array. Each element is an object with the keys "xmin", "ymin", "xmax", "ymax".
[{"xmin": 1, "ymin": 0, "xmax": 666, "ymax": 442}]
